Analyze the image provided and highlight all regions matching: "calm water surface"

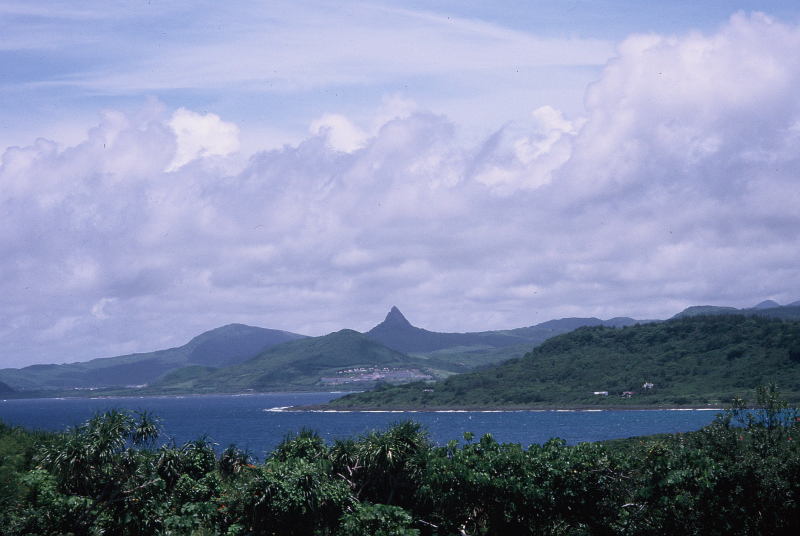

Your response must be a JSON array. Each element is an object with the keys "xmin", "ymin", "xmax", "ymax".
[{"xmin": 0, "ymin": 393, "xmax": 721, "ymax": 455}]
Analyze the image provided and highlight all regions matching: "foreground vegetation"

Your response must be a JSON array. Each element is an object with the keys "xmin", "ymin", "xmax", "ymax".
[
  {"xmin": 330, "ymin": 314, "xmax": 800, "ymax": 409},
  {"xmin": 1, "ymin": 385, "xmax": 800, "ymax": 535}
]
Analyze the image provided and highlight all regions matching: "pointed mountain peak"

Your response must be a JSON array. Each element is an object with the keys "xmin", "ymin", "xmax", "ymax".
[{"xmin": 383, "ymin": 306, "xmax": 412, "ymax": 327}]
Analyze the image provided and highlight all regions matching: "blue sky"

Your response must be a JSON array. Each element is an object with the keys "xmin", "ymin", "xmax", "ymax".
[{"xmin": 2, "ymin": 1, "xmax": 800, "ymax": 367}]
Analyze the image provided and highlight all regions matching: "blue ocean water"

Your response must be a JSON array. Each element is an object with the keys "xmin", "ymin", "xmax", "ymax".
[{"xmin": 0, "ymin": 393, "xmax": 721, "ymax": 455}]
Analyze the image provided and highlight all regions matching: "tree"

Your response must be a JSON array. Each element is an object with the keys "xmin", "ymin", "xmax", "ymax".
[
  {"xmin": 331, "ymin": 420, "xmax": 430, "ymax": 509},
  {"xmin": 30, "ymin": 408, "xmax": 162, "ymax": 535}
]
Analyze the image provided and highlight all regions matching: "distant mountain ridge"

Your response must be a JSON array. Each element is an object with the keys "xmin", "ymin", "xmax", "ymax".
[
  {"xmin": 149, "ymin": 329, "xmax": 464, "ymax": 394},
  {"xmin": 0, "ymin": 324, "xmax": 306, "ymax": 391},
  {"xmin": 2, "ymin": 299, "xmax": 799, "ymax": 396},
  {"xmin": 366, "ymin": 306, "xmax": 638, "ymax": 355},
  {"xmin": 329, "ymin": 314, "xmax": 800, "ymax": 409},
  {"xmin": 366, "ymin": 306, "xmax": 534, "ymax": 354},
  {"xmin": 182, "ymin": 324, "xmax": 306, "ymax": 367},
  {"xmin": 672, "ymin": 301, "xmax": 800, "ymax": 321}
]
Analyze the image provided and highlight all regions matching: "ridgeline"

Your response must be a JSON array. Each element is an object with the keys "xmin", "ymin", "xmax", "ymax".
[
  {"xmin": 147, "ymin": 329, "xmax": 465, "ymax": 394},
  {"xmin": 326, "ymin": 314, "xmax": 800, "ymax": 409},
  {"xmin": 0, "ymin": 324, "xmax": 306, "ymax": 391},
  {"xmin": 3, "ymin": 304, "xmax": 800, "ymax": 399}
]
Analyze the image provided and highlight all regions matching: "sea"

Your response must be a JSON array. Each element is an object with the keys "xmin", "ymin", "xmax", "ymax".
[{"xmin": 0, "ymin": 392, "xmax": 722, "ymax": 456}]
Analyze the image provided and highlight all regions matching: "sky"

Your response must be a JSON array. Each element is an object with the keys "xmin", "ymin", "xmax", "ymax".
[{"xmin": 2, "ymin": 1, "xmax": 800, "ymax": 368}]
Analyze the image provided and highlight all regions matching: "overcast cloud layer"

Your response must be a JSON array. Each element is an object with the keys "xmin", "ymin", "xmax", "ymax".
[{"xmin": 2, "ymin": 6, "xmax": 800, "ymax": 367}]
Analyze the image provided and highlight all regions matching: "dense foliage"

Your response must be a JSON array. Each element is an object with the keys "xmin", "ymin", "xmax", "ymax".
[
  {"xmin": 2, "ymin": 385, "xmax": 800, "ymax": 535},
  {"xmin": 330, "ymin": 315, "xmax": 800, "ymax": 409}
]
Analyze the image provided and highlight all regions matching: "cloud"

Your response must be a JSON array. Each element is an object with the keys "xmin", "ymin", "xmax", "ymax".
[
  {"xmin": 1, "ymin": 12, "xmax": 800, "ymax": 367},
  {"xmin": 544, "ymin": 11, "xmax": 800, "ymax": 309},
  {"xmin": 569, "ymin": 12, "xmax": 800, "ymax": 194},
  {"xmin": 167, "ymin": 108, "xmax": 240, "ymax": 171},
  {"xmin": 471, "ymin": 105, "xmax": 581, "ymax": 194},
  {"xmin": 309, "ymin": 114, "xmax": 368, "ymax": 153},
  {"xmin": 308, "ymin": 94, "xmax": 423, "ymax": 154},
  {"xmin": 0, "ymin": 1, "xmax": 616, "ymax": 164}
]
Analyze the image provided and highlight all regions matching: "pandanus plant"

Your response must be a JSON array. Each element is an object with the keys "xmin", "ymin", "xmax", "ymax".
[
  {"xmin": 36, "ymin": 408, "xmax": 161, "ymax": 535},
  {"xmin": 331, "ymin": 420, "xmax": 431, "ymax": 508}
]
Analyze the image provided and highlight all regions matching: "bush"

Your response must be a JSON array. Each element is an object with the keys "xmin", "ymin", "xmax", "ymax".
[
  {"xmin": 3, "ymin": 391, "xmax": 800, "ymax": 536},
  {"xmin": 338, "ymin": 502, "xmax": 419, "ymax": 536}
]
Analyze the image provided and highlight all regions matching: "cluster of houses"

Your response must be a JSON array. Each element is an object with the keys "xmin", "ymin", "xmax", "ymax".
[
  {"xmin": 593, "ymin": 382, "xmax": 655, "ymax": 398},
  {"xmin": 320, "ymin": 367, "xmax": 432, "ymax": 385}
]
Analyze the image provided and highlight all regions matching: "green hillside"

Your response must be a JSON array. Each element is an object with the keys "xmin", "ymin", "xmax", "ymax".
[
  {"xmin": 326, "ymin": 315, "xmax": 800, "ymax": 409},
  {"xmin": 146, "ymin": 329, "xmax": 465, "ymax": 394},
  {"xmin": 0, "ymin": 324, "xmax": 306, "ymax": 391},
  {"xmin": 419, "ymin": 342, "xmax": 535, "ymax": 369},
  {"xmin": 672, "ymin": 304, "xmax": 800, "ymax": 320},
  {"xmin": 365, "ymin": 306, "xmax": 639, "ymax": 368}
]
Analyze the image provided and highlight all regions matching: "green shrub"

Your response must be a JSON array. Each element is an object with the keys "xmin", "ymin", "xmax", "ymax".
[{"xmin": 338, "ymin": 502, "xmax": 419, "ymax": 536}]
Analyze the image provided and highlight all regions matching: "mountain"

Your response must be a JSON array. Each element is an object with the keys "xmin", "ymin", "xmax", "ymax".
[
  {"xmin": 507, "ymin": 316, "xmax": 639, "ymax": 337},
  {"xmin": 179, "ymin": 324, "xmax": 307, "ymax": 367},
  {"xmin": 326, "ymin": 314, "xmax": 800, "ymax": 409},
  {"xmin": 0, "ymin": 381, "xmax": 14, "ymax": 395},
  {"xmin": 5, "ymin": 302, "xmax": 797, "ymax": 398},
  {"xmin": 365, "ymin": 306, "xmax": 532, "ymax": 353},
  {"xmin": 0, "ymin": 324, "xmax": 306, "ymax": 391},
  {"xmin": 366, "ymin": 306, "xmax": 638, "ymax": 354},
  {"xmin": 671, "ymin": 305, "xmax": 740, "ymax": 318},
  {"xmin": 753, "ymin": 300, "xmax": 782, "ymax": 309},
  {"xmin": 673, "ymin": 303, "xmax": 800, "ymax": 322},
  {"xmin": 148, "ymin": 329, "xmax": 464, "ymax": 394},
  {"xmin": 365, "ymin": 307, "xmax": 639, "ymax": 368}
]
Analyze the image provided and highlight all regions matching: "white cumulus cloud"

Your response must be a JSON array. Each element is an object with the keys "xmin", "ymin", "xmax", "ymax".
[
  {"xmin": 309, "ymin": 114, "xmax": 369, "ymax": 153},
  {"xmin": 167, "ymin": 108, "xmax": 241, "ymax": 171},
  {"xmin": 1, "ymin": 13, "xmax": 800, "ymax": 367}
]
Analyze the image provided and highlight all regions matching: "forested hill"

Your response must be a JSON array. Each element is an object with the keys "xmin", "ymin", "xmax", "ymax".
[{"xmin": 327, "ymin": 315, "xmax": 800, "ymax": 409}]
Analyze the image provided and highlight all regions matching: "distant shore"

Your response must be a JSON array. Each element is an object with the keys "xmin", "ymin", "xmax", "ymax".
[
  {"xmin": 0, "ymin": 389, "xmax": 358, "ymax": 401},
  {"xmin": 3, "ymin": 392, "xmax": 729, "ymax": 413},
  {"xmin": 1, "ymin": 390, "xmax": 732, "ymax": 412},
  {"xmin": 288, "ymin": 403, "xmax": 727, "ymax": 412}
]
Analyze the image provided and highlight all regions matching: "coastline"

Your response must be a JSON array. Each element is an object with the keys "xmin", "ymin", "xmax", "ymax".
[
  {"xmin": 3, "ymin": 391, "xmax": 727, "ymax": 413},
  {"xmin": 287, "ymin": 402, "xmax": 727, "ymax": 412},
  {"xmin": 1, "ymin": 389, "xmax": 360, "ymax": 401}
]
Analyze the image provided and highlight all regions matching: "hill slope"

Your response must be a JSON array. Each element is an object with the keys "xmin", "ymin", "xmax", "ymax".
[
  {"xmin": 366, "ymin": 307, "xmax": 537, "ymax": 353},
  {"xmin": 0, "ymin": 324, "xmax": 306, "ymax": 390},
  {"xmin": 673, "ymin": 304, "xmax": 800, "ymax": 320},
  {"xmin": 148, "ymin": 329, "xmax": 465, "ymax": 394},
  {"xmin": 365, "ymin": 306, "xmax": 638, "ymax": 367},
  {"xmin": 327, "ymin": 315, "xmax": 800, "ymax": 409}
]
